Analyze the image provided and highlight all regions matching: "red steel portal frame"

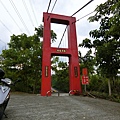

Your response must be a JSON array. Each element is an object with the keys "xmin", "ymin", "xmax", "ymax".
[{"xmin": 41, "ymin": 12, "xmax": 82, "ymax": 96}]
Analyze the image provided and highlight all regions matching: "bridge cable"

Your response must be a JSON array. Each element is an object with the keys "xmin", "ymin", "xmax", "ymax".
[
  {"xmin": 9, "ymin": 0, "xmax": 31, "ymax": 35},
  {"xmin": 47, "ymin": 0, "xmax": 52, "ymax": 13},
  {"xmin": 51, "ymin": 0, "xmax": 58, "ymax": 13},
  {"xmin": 22, "ymin": 0, "xmax": 35, "ymax": 27},
  {"xmin": 58, "ymin": 11, "xmax": 94, "ymax": 48},
  {"xmin": 58, "ymin": 0, "xmax": 94, "ymax": 48},
  {"xmin": 58, "ymin": 26, "xmax": 68, "ymax": 48},
  {"xmin": 72, "ymin": 11, "xmax": 95, "ymax": 24},
  {"xmin": 29, "ymin": 0, "xmax": 39, "ymax": 26},
  {"xmin": 0, "ymin": 0, "xmax": 22, "ymax": 32},
  {"xmin": 71, "ymin": 0, "xmax": 94, "ymax": 17},
  {"xmin": 0, "ymin": 19, "xmax": 13, "ymax": 34},
  {"xmin": 47, "ymin": 0, "xmax": 58, "ymax": 21}
]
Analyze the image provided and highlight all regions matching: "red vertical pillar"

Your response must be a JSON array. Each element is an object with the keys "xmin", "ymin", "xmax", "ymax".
[
  {"xmin": 68, "ymin": 19, "xmax": 81, "ymax": 93},
  {"xmin": 41, "ymin": 13, "xmax": 51, "ymax": 96}
]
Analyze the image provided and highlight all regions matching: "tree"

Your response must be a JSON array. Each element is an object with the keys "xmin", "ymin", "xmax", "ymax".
[
  {"xmin": 79, "ymin": 0, "xmax": 120, "ymax": 96},
  {"xmin": 51, "ymin": 57, "xmax": 69, "ymax": 92},
  {"xmin": 78, "ymin": 49, "xmax": 95, "ymax": 75},
  {"xmin": 35, "ymin": 24, "xmax": 57, "ymax": 43},
  {"xmin": 1, "ymin": 34, "xmax": 42, "ymax": 93},
  {"xmin": 1, "ymin": 25, "xmax": 57, "ymax": 93}
]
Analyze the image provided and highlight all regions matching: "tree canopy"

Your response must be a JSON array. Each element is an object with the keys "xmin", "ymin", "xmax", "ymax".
[
  {"xmin": 1, "ymin": 25, "xmax": 57, "ymax": 93},
  {"xmin": 80, "ymin": 0, "xmax": 120, "ymax": 79},
  {"xmin": 79, "ymin": 0, "xmax": 120, "ymax": 95}
]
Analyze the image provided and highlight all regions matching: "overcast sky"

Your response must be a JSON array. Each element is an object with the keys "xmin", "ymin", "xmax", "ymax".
[{"xmin": 0, "ymin": 0, "xmax": 107, "ymax": 55}]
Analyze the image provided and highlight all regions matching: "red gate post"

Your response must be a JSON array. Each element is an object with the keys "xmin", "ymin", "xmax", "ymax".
[{"xmin": 41, "ymin": 12, "xmax": 82, "ymax": 96}]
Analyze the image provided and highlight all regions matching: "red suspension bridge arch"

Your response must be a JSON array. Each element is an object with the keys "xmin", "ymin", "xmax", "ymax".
[{"xmin": 41, "ymin": 12, "xmax": 82, "ymax": 96}]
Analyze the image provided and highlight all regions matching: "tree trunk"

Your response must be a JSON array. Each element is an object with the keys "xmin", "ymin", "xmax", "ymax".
[{"xmin": 108, "ymin": 79, "xmax": 111, "ymax": 96}]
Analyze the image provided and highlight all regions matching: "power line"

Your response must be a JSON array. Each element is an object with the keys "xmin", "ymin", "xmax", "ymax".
[
  {"xmin": 22, "ymin": 0, "xmax": 35, "ymax": 27},
  {"xmin": 47, "ymin": 0, "xmax": 52, "ymax": 13},
  {"xmin": 9, "ymin": 0, "xmax": 31, "ymax": 35},
  {"xmin": 0, "ymin": 19, "xmax": 13, "ymax": 34},
  {"xmin": 29, "ymin": 0, "xmax": 38, "ymax": 26},
  {"xmin": 58, "ymin": 0, "xmax": 94, "ymax": 48},
  {"xmin": 0, "ymin": 0, "xmax": 22, "ymax": 32}
]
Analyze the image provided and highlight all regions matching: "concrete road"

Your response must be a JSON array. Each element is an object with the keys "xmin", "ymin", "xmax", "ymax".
[{"xmin": 3, "ymin": 92, "xmax": 120, "ymax": 120}]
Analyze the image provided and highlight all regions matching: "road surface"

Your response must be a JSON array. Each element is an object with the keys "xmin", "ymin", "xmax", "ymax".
[{"xmin": 3, "ymin": 92, "xmax": 120, "ymax": 120}]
